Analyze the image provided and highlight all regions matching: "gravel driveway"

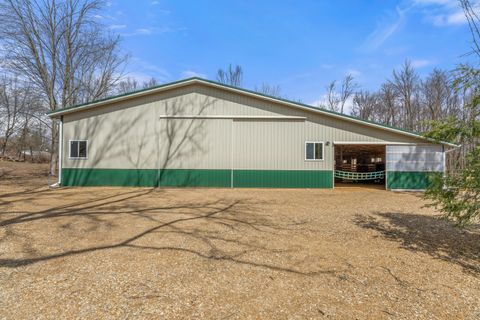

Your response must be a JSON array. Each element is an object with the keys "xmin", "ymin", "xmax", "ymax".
[{"xmin": 1, "ymin": 162, "xmax": 479, "ymax": 319}]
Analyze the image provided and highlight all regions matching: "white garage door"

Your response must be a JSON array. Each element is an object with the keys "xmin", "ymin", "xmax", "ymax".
[{"xmin": 386, "ymin": 145, "xmax": 444, "ymax": 190}]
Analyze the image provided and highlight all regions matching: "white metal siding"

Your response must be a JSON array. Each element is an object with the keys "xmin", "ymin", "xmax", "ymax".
[
  {"xmin": 62, "ymin": 85, "xmax": 441, "ymax": 171},
  {"xmin": 232, "ymin": 119, "xmax": 330, "ymax": 170},
  {"xmin": 386, "ymin": 145, "xmax": 444, "ymax": 172}
]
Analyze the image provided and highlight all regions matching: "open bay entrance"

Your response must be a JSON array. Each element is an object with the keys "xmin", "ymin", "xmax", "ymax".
[{"xmin": 334, "ymin": 144, "xmax": 386, "ymax": 189}]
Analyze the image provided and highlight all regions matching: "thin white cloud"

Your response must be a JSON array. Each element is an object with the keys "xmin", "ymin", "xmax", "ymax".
[
  {"xmin": 150, "ymin": 1, "xmax": 171, "ymax": 14},
  {"xmin": 360, "ymin": 6, "xmax": 409, "ymax": 51},
  {"xmin": 109, "ymin": 24, "xmax": 127, "ymax": 30},
  {"xmin": 321, "ymin": 64, "xmax": 334, "ymax": 69},
  {"xmin": 121, "ymin": 26, "xmax": 184, "ymax": 37},
  {"xmin": 447, "ymin": 10, "xmax": 469, "ymax": 24},
  {"xmin": 412, "ymin": 0, "xmax": 478, "ymax": 26},
  {"xmin": 343, "ymin": 96, "xmax": 355, "ymax": 115},
  {"xmin": 361, "ymin": 0, "xmax": 471, "ymax": 52},
  {"xmin": 136, "ymin": 28, "xmax": 153, "ymax": 35},
  {"xmin": 126, "ymin": 57, "xmax": 170, "ymax": 82},
  {"xmin": 428, "ymin": 10, "xmax": 467, "ymax": 26},
  {"xmin": 181, "ymin": 70, "xmax": 207, "ymax": 79},
  {"xmin": 93, "ymin": 12, "xmax": 118, "ymax": 22},
  {"xmin": 413, "ymin": 0, "xmax": 456, "ymax": 5},
  {"xmin": 411, "ymin": 59, "xmax": 436, "ymax": 68},
  {"xmin": 346, "ymin": 69, "xmax": 362, "ymax": 77}
]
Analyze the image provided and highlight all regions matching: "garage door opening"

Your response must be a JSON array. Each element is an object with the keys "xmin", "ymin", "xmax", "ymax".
[{"xmin": 334, "ymin": 144, "xmax": 386, "ymax": 189}]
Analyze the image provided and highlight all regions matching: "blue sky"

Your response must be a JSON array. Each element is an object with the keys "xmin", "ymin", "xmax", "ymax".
[{"xmin": 101, "ymin": 0, "xmax": 475, "ymax": 106}]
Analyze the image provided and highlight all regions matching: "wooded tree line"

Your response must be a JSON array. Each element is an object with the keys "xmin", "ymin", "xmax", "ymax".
[
  {"xmin": 0, "ymin": 76, "xmax": 48, "ymax": 159},
  {"xmin": 0, "ymin": 0, "xmax": 125, "ymax": 174},
  {"xmin": 0, "ymin": 72, "xmax": 160, "ymax": 162},
  {"xmin": 214, "ymin": 60, "xmax": 477, "ymax": 173},
  {"xmin": 347, "ymin": 61, "xmax": 478, "ymax": 172}
]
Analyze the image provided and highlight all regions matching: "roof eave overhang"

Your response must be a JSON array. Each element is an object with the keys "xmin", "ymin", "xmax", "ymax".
[
  {"xmin": 47, "ymin": 78, "xmax": 199, "ymax": 118},
  {"xmin": 48, "ymin": 77, "xmax": 458, "ymax": 147}
]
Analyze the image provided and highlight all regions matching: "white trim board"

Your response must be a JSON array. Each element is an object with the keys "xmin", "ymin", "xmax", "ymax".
[
  {"xmin": 158, "ymin": 115, "xmax": 306, "ymax": 120},
  {"xmin": 333, "ymin": 141, "xmax": 432, "ymax": 145}
]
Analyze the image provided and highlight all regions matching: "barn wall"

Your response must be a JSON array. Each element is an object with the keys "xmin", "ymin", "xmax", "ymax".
[
  {"xmin": 386, "ymin": 145, "xmax": 444, "ymax": 190},
  {"xmin": 61, "ymin": 84, "xmax": 439, "ymax": 188}
]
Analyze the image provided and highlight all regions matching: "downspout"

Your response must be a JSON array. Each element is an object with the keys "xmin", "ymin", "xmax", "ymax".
[
  {"xmin": 442, "ymin": 145, "xmax": 445, "ymax": 178},
  {"xmin": 58, "ymin": 116, "xmax": 63, "ymax": 185},
  {"xmin": 385, "ymin": 145, "xmax": 388, "ymax": 190},
  {"xmin": 49, "ymin": 116, "xmax": 63, "ymax": 188},
  {"xmin": 230, "ymin": 119, "xmax": 234, "ymax": 188}
]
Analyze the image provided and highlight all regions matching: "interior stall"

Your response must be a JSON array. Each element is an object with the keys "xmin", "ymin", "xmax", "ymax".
[{"xmin": 334, "ymin": 144, "xmax": 386, "ymax": 187}]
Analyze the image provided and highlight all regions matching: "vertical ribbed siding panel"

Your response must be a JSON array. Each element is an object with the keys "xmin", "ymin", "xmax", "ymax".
[
  {"xmin": 232, "ymin": 120, "xmax": 330, "ymax": 171},
  {"xmin": 231, "ymin": 119, "xmax": 333, "ymax": 188},
  {"xmin": 386, "ymin": 145, "xmax": 444, "ymax": 189},
  {"xmin": 63, "ymin": 86, "xmax": 431, "ymax": 174}
]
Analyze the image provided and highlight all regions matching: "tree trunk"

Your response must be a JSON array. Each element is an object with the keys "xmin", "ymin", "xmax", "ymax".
[{"xmin": 1, "ymin": 139, "xmax": 7, "ymax": 156}]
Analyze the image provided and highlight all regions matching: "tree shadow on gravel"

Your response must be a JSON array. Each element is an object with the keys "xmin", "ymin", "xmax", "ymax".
[
  {"xmin": 354, "ymin": 212, "xmax": 480, "ymax": 275},
  {"xmin": 0, "ymin": 167, "xmax": 56, "ymax": 207},
  {"xmin": 0, "ymin": 190, "xmax": 339, "ymax": 277},
  {"xmin": 0, "ymin": 189, "xmax": 154, "ymax": 227}
]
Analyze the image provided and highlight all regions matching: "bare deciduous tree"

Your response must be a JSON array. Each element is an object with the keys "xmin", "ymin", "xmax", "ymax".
[
  {"xmin": 0, "ymin": 0, "xmax": 126, "ymax": 175},
  {"xmin": 351, "ymin": 90, "xmax": 378, "ymax": 121},
  {"xmin": 0, "ymin": 76, "xmax": 21, "ymax": 155},
  {"xmin": 254, "ymin": 83, "xmax": 282, "ymax": 98},
  {"xmin": 421, "ymin": 69, "xmax": 452, "ymax": 121},
  {"xmin": 217, "ymin": 64, "xmax": 243, "ymax": 87},
  {"xmin": 325, "ymin": 80, "xmax": 340, "ymax": 112},
  {"xmin": 460, "ymin": 0, "xmax": 480, "ymax": 57},
  {"xmin": 390, "ymin": 60, "xmax": 419, "ymax": 131},
  {"xmin": 0, "ymin": 73, "xmax": 46, "ymax": 159},
  {"xmin": 339, "ymin": 74, "xmax": 358, "ymax": 114},
  {"xmin": 116, "ymin": 77, "xmax": 159, "ymax": 94},
  {"xmin": 117, "ymin": 78, "xmax": 140, "ymax": 94},
  {"xmin": 324, "ymin": 74, "xmax": 358, "ymax": 113},
  {"xmin": 142, "ymin": 77, "xmax": 159, "ymax": 89},
  {"xmin": 379, "ymin": 82, "xmax": 398, "ymax": 126}
]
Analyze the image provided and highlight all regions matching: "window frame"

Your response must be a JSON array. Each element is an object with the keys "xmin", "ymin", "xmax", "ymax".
[
  {"xmin": 69, "ymin": 140, "xmax": 88, "ymax": 160},
  {"xmin": 304, "ymin": 141, "xmax": 324, "ymax": 161}
]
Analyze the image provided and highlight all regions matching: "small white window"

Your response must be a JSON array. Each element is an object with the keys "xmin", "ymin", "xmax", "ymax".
[
  {"xmin": 69, "ymin": 140, "xmax": 88, "ymax": 159},
  {"xmin": 305, "ymin": 141, "xmax": 324, "ymax": 161}
]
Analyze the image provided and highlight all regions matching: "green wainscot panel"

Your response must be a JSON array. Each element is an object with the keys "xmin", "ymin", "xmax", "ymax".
[
  {"xmin": 233, "ymin": 170, "xmax": 333, "ymax": 188},
  {"xmin": 387, "ymin": 171, "xmax": 441, "ymax": 190},
  {"xmin": 61, "ymin": 168, "xmax": 231, "ymax": 187},
  {"xmin": 61, "ymin": 168, "xmax": 334, "ymax": 188}
]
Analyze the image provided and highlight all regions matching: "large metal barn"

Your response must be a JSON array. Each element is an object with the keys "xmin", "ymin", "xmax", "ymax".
[{"xmin": 48, "ymin": 78, "xmax": 453, "ymax": 190}]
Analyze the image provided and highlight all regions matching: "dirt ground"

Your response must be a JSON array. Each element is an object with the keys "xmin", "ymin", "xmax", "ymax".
[{"xmin": 0, "ymin": 161, "xmax": 479, "ymax": 319}]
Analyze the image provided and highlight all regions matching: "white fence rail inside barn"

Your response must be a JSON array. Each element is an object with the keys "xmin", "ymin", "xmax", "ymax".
[{"xmin": 335, "ymin": 170, "xmax": 385, "ymax": 180}]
